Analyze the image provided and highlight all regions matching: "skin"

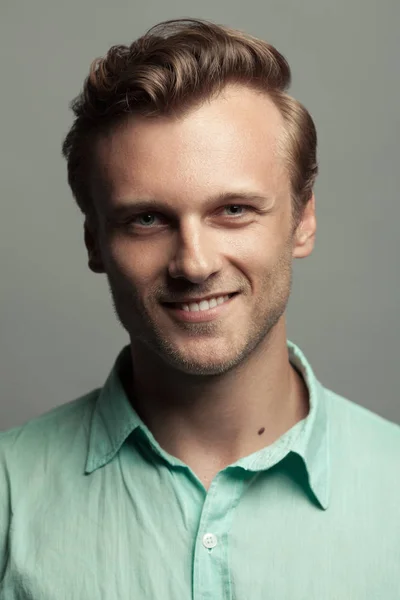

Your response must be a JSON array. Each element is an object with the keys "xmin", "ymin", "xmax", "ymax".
[{"xmin": 86, "ymin": 83, "xmax": 317, "ymax": 489}]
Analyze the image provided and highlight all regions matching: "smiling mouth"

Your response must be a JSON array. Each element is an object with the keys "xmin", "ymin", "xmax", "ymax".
[
  {"xmin": 164, "ymin": 293, "xmax": 237, "ymax": 313},
  {"xmin": 161, "ymin": 292, "xmax": 238, "ymax": 324}
]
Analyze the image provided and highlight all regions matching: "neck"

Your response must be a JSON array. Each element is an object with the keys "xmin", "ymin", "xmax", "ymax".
[{"xmin": 126, "ymin": 318, "xmax": 309, "ymax": 485}]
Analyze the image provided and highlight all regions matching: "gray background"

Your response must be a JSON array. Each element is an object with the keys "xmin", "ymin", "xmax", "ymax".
[{"xmin": 1, "ymin": 0, "xmax": 399, "ymax": 430}]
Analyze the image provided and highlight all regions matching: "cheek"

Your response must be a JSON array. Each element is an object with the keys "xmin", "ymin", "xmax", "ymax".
[
  {"xmin": 228, "ymin": 230, "xmax": 281, "ymax": 275},
  {"xmin": 105, "ymin": 238, "xmax": 164, "ymax": 288},
  {"xmin": 240, "ymin": 238, "xmax": 292, "ymax": 296}
]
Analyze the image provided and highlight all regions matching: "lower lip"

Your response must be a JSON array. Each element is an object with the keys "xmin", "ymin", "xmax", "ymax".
[{"xmin": 162, "ymin": 294, "xmax": 237, "ymax": 322}]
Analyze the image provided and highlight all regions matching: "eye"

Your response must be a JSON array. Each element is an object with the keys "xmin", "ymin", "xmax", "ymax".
[
  {"xmin": 223, "ymin": 205, "xmax": 250, "ymax": 217},
  {"xmin": 132, "ymin": 213, "xmax": 163, "ymax": 227},
  {"xmin": 122, "ymin": 204, "xmax": 255, "ymax": 234}
]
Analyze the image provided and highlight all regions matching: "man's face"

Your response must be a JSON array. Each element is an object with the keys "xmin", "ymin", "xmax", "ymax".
[{"xmin": 88, "ymin": 84, "xmax": 315, "ymax": 375}]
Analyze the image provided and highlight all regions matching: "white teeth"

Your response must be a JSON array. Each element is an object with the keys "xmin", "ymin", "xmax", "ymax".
[
  {"xmin": 178, "ymin": 294, "xmax": 231, "ymax": 312},
  {"xmin": 199, "ymin": 300, "xmax": 209, "ymax": 311}
]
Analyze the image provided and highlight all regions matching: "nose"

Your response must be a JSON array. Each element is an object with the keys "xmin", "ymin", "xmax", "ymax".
[{"xmin": 168, "ymin": 220, "xmax": 222, "ymax": 283}]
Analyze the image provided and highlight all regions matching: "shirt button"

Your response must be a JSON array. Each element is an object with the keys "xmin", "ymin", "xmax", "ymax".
[{"xmin": 202, "ymin": 533, "xmax": 218, "ymax": 549}]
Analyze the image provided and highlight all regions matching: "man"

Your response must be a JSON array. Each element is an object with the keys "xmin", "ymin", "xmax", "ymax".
[{"xmin": 0, "ymin": 17, "xmax": 399, "ymax": 599}]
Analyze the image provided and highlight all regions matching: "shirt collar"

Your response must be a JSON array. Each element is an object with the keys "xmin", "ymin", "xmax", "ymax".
[
  {"xmin": 85, "ymin": 341, "xmax": 330, "ymax": 510},
  {"xmin": 85, "ymin": 346, "xmax": 141, "ymax": 474},
  {"xmin": 287, "ymin": 340, "xmax": 330, "ymax": 510}
]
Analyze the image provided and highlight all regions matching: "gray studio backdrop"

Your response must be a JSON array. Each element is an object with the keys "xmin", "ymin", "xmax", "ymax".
[{"xmin": 1, "ymin": 0, "xmax": 399, "ymax": 430}]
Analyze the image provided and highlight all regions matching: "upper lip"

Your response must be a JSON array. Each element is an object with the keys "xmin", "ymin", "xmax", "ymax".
[{"xmin": 162, "ymin": 292, "xmax": 236, "ymax": 304}]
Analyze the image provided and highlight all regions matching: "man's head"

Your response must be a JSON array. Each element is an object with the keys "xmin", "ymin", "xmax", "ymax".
[{"xmin": 62, "ymin": 18, "xmax": 317, "ymax": 376}]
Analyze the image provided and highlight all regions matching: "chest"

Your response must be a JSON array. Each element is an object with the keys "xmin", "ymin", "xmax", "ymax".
[{"xmin": 2, "ymin": 470, "xmax": 400, "ymax": 600}]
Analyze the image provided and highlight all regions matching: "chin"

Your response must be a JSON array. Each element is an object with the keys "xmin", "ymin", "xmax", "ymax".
[
  {"xmin": 162, "ymin": 344, "xmax": 243, "ymax": 376},
  {"xmin": 169, "ymin": 359, "xmax": 236, "ymax": 377}
]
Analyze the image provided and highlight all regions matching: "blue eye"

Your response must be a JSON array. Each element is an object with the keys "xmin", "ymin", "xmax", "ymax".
[
  {"xmin": 135, "ymin": 213, "xmax": 160, "ymax": 227},
  {"xmin": 224, "ymin": 205, "xmax": 248, "ymax": 216}
]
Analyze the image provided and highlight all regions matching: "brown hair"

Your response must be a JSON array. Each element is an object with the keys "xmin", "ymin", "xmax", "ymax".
[{"xmin": 61, "ymin": 18, "xmax": 318, "ymax": 226}]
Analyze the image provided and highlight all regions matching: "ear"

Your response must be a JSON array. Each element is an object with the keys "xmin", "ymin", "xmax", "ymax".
[
  {"xmin": 292, "ymin": 194, "xmax": 317, "ymax": 259},
  {"xmin": 84, "ymin": 219, "xmax": 105, "ymax": 274}
]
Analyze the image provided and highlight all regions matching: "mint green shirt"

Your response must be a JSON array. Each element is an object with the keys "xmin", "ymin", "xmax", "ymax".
[{"xmin": 1, "ymin": 340, "xmax": 399, "ymax": 599}]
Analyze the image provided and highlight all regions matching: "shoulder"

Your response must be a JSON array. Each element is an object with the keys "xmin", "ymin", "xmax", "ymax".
[
  {"xmin": 0, "ymin": 389, "xmax": 101, "ymax": 580},
  {"xmin": 324, "ymin": 386, "xmax": 400, "ymax": 483},
  {"xmin": 326, "ymin": 386, "xmax": 400, "ymax": 444},
  {"xmin": 0, "ymin": 389, "xmax": 100, "ymax": 473}
]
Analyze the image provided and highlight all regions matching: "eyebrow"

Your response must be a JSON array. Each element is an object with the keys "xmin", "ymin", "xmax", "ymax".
[{"xmin": 106, "ymin": 191, "xmax": 273, "ymax": 219}]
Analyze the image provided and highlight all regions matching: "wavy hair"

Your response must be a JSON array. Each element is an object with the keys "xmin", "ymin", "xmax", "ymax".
[{"xmin": 62, "ymin": 18, "xmax": 318, "ymax": 226}]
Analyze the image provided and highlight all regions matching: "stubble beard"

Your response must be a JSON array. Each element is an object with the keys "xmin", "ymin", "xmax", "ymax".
[{"xmin": 106, "ymin": 243, "xmax": 293, "ymax": 377}]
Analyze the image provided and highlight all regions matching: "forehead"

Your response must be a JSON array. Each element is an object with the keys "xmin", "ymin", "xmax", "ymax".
[{"xmin": 91, "ymin": 84, "xmax": 288, "ymax": 207}]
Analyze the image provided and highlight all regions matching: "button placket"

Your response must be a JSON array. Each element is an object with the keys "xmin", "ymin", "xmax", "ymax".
[{"xmin": 193, "ymin": 474, "xmax": 244, "ymax": 600}]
